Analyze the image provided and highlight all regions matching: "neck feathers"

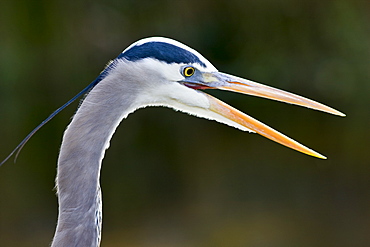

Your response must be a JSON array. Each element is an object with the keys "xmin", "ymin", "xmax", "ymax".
[{"xmin": 51, "ymin": 66, "xmax": 139, "ymax": 246}]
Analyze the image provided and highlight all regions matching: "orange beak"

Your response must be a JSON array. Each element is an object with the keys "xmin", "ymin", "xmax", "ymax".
[{"xmin": 184, "ymin": 72, "xmax": 345, "ymax": 159}]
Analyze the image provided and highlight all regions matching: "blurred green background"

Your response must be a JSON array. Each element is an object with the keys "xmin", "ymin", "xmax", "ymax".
[{"xmin": 0, "ymin": 0, "xmax": 369, "ymax": 246}]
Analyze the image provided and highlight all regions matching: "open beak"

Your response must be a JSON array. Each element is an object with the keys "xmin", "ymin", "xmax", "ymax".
[{"xmin": 184, "ymin": 72, "xmax": 345, "ymax": 159}]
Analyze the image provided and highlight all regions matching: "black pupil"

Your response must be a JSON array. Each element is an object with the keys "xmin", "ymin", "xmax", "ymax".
[{"xmin": 185, "ymin": 67, "xmax": 194, "ymax": 76}]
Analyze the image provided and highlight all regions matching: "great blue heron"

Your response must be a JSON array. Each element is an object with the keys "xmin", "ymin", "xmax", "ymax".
[{"xmin": 1, "ymin": 37, "xmax": 344, "ymax": 246}]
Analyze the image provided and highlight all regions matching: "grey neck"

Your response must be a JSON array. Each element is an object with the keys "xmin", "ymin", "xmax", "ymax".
[{"xmin": 51, "ymin": 71, "xmax": 139, "ymax": 247}]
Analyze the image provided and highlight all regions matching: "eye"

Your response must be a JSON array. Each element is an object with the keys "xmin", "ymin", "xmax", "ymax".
[{"xmin": 183, "ymin": 66, "xmax": 195, "ymax": 77}]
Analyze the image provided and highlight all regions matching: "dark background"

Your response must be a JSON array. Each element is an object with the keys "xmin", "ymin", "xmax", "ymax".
[{"xmin": 0, "ymin": 0, "xmax": 369, "ymax": 246}]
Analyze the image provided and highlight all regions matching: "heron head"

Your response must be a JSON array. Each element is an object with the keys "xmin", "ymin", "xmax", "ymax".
[
  {"xmin": 0, "ymin": 37, "xmax": 345, "ymax": 167},
  {"xmin": 101, "ymin": 37, "xmax": 344, "ymax": 159}
]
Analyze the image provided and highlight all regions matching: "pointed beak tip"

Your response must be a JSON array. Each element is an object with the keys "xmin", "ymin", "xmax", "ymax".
[
  {"xmin": 307, "ymin": 152, "xmax": 327, "ymax": 160},
  {"xmin": 330, "ymin": 108, "xmax": 346, "ymax": 117},
  {"xmin": 317, "ymin": 154, "xmax": 327, "ymax": 160},
  {"xmin": 300, "ymin": 147, "xmax": 327, "ymax": 159}
]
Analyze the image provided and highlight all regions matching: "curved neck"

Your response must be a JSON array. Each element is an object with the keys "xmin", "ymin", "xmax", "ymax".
[{"xmin": 51, "ymin": 74, "xmax": 139, "ymax": 247}]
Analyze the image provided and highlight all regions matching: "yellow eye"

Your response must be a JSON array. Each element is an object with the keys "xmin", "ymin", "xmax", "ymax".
[{"xmin": 183, "ymin": 66, "xmax": 195, "ymax": 77}]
